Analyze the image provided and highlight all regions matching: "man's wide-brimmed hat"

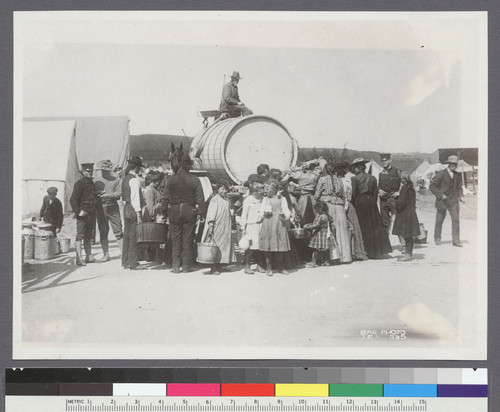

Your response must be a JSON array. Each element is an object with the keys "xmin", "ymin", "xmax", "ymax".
[
  {"xmin": 230, "ymin": 71, "xmax": 242, "ymax": 80},
  {"xmin": 96, "ymin": 159, "xmax": 113, "ymax": 171},
  {"xmin": 80, "ymin": 163, "xmax": 94, "ymax": 172},
  {"xmin": 380, "ymin": 152, "xmax": 391, "ymax": 160},
  {"xmin": 350, "ymin": 157, "xmax": 370, "ymax": 167},
  {"xmin": 445, "ymin": 155, "xmax": 459, "ymax": 164},
  {"xmin": 128, "ymin": 156, "xmax": 146, "ymax": 168}
]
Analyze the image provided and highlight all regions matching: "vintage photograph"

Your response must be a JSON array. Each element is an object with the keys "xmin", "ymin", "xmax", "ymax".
[{"xmin": 13, "ymin": 11, "xmax": 487, "ymax": 359}]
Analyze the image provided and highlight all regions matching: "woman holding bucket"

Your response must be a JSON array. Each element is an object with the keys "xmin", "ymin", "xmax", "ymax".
[{"xmin": 201, "ymin": 183, "xmax": 236, "ymax": 275}]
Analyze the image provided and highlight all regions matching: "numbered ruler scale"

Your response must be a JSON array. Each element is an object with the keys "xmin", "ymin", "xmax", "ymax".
[{"xmin": 5, "ymin": 397, "xmax": 486, "ymax": 412}]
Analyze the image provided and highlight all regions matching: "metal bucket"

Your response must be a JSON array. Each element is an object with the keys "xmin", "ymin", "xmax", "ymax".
[
  {"xmin": 414, "ymin": 223, "xmax": 427, "ymax": 244},
  {"xmin": 34, "ymin": 231, "xmax": 57, "ymax": 260},
  {"xmin": 190, "ymin": 115, "xmax": 298, "ymax": 185},
  {"xmin": 137, "ymin": 222, "xmax": 168, "ymax": 243},
  {"xmin": 22, "ymin": 226, "xmax": 35, "ymax": 260},
  {"xmin": 58, "ymin": 237, "xmax": 71, "ymax": 253},
  {"xmin": 196, "ymin": 242, "xmax": 220, "ymax": 264}
]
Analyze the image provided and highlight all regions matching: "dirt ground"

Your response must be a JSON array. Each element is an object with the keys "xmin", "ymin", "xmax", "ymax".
[{"xmin": 17, "ymin": 192, "xmax": 484, "ymax": 359}]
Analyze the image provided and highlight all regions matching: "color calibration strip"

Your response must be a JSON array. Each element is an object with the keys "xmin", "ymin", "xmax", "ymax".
[
  {"xmin": 5, "ymin": 368, "xmax": 487, "ymax": 398},
  {"xmin": 5, "ymin": 383, "xmax": 488, "ymax": 398}
]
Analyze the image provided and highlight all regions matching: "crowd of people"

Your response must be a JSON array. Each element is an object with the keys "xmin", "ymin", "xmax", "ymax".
[{"xmin": 37, "ymin": 150, "xmax": 464, "ymax": 274}]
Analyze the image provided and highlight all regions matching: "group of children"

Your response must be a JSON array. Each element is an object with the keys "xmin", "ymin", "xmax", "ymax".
[{"xmin": 237, "ymin": 180, "xmax": 340, "ymax": 276}]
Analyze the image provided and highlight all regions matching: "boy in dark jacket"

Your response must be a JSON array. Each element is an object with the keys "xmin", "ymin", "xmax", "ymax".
[{"xmin": 40, "ymin": 186, "xmax": 63, "ymax": 235}]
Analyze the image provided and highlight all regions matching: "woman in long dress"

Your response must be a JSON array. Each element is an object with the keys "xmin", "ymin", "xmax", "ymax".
[
  {"xmin": 314, "ymin": 162, "xmax": 352, "ymax": 263},
  {"xmin": 337, "ymin": 162, "xmax": 368, "ymax": 261},
  {"xmin": 201, "ymin": 183, "xmax": 236, "ymax": 275},
  {"xmin": 259, "ymin": 181, "xmax": 291, "ymax": 276},
  {"xmin": 351, "ymin": 158, "xmax": 392, "ymax": 259}
]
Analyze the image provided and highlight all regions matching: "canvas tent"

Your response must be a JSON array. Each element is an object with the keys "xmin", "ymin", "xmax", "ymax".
[
  {"xmin": 456, "ymin": 159, "xmax": 474, "ymax": 173},
  {"xmin": 410, "ymin": 160, "xmax": 431, "ymax": 183},
  {"xmin": 24, "ymin": 116, "xmax": 131, "ymax": 172},
  {"xmin": 23, "ymin": 116, "xmax": 131, "ymax": 218},
  {"xmin": 367, "ymin": 159, "xmax": 383, "ymax": 182},
  {"xmin": 22, "ymin": 120, "xmax": 79, "ymax": 217}
]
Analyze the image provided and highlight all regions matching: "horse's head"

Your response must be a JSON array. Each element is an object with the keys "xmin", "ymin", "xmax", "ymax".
[{"xmin": 169, "ymin": 143, "xmax": 184, "ymax": 173}]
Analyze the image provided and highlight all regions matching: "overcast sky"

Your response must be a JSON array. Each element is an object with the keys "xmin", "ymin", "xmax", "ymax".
[{"xmin": 16, "ymin": 11, "xmax": 487, "ymax": 153}]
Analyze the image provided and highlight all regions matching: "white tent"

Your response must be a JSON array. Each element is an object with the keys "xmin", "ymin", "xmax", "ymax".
[
  {"xmin": 367, "ymin": 159, "xmax": 383, "ymax": 182},
  {"xmin": 410, "ymin": 160, "xmax": 431, "ymax": 183},
  {"xmin": 22, "ymin": 120, "xmax": 80, "ymax": 218},
  {"xmin": 456, "ymin": 159, "xmax": 474, "ymax": 173},
  {"xmin": 25, "ymin": 116, "xmax": 131, "ymax": 172}
]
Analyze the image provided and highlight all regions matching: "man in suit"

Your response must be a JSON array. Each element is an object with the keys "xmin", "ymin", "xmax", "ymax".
[
  {"xmin": 378, "ymin": 153, "xmax": 402, "ymax": 234},
  {"xmin": 219, "ymin": 71, "xmax": 253, "ymax": 120},
  {"xmin": 429, "ymin": 155, "xmax": 465, "ymax": 247},
  {"xmin": 39, "ymin": 186, "xmax": 63, "ymax": 236}
]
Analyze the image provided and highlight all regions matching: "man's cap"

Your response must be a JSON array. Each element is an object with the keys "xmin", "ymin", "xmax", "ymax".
[
  {"xmin": 445, "ymin": 155, "xmax": 459, "ymax": 164},
  {"xmin": 230, "ymin": 70, "xmax": 242, "ymax": 80},
  {"xmin": 350, "ymin": 157, "xmax": 370, "ymax": 167},
  {"xmin": 128, "ymin": 156, "xmax": 146, "ymax": 168},
  {"xmin": 380, "ymin": 153, "xmax": 391, "ymax": 160},
  {"xmin": 95, "ymin": 159, "xmax": 113, "ymax": 171},
  {"xmin": 81, "ymin": 163, "xmax": 94, "ymax": 172},
  {"xmin": 46, "ymin": 187, "xmax": 58, "ymax": 194}
]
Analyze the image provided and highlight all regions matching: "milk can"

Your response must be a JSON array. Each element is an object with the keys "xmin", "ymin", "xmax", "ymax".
[
  {"xmin": 22, "ymin": 222, "xmax": 35, "ymax": 260},
  {"xmin": 34, "ymin": 222, "xmax": 57, "ymax": 260}
]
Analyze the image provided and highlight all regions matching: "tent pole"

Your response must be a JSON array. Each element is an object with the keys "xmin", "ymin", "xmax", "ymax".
[{"xmin": 472, "ymin": 166, "xmax": 476, "ymax": 192}]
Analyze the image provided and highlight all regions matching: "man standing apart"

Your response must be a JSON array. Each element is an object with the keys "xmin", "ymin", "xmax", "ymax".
[
  {"xmin": 70, "ymin": 163, "xmax": 97, "ymax": 266},
  {"xmin": 121, "ymin": 156, "xmax": 146, "ymax": 269},
  {"xmin": 94, "ymin": 159, "xmax": 124, "ymax": 262},
  {"xmin": 219, "ymin": 71, "xmax": 253, "ymax": 120},
  {"xmin": 40, "ymin": 186, "xmax": 63, "ymax": 236},
  {"xmin": 429, "ymin": 155, "xmax": 464, "ymax": 247},
  {"xmin": 162, "ymin": 154, "xmax": 206, "ymax": 273},
  {"xmin": 378, "ymin": 153, "xmax": 402, "ymax": 234}
]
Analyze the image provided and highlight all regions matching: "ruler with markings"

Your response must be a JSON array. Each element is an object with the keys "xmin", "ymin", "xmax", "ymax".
[
  {"xmin": 5, "ymin": 397, "xmax": 487, "ymax": 412},
  {"xmin": 4, "ymin": 369, "xmax": 488, "ymax": 412}
]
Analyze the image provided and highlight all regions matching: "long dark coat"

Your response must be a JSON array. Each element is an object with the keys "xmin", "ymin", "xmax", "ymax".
[{"xmin": 392, "ymin": 184, "xmax": 420, "ymax": 237}]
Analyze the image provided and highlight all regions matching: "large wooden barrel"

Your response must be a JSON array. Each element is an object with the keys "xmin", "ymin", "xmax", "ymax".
[{"xmin": 190, "ymin": 115, "xmax": 298, "ymax": 185}]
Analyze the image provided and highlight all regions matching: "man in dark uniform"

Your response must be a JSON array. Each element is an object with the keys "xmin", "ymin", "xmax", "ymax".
[
  {"xmin": 429, "ymin": 155, "xmax": 464, "ymax": 247},
  {"xmin": 378, "ymin": 153, "xmax": 402, "ymax": 234},
  {"xmin": 219, "ymin": 71, "xmax": 253, "ymax": 120},
  {"xmin": 162, "ymin": 154, "xmax": 206, "ymax": 273},
  {"xmin": 39, "ymin": 186, "xmax": 63, "ymax": 236},
  {"xmin": 121, "ymin": 156, "xmax": 146, "ymax": 270},
  {"xmin": 94, "ymin": 159, "xmax": 123, "ymax": 262},
  {"xmin": 70, "ymin": 163, "xmax": 97, "ymax": 266}
]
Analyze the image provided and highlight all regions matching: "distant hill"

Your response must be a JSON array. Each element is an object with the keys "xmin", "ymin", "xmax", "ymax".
[
  {"xmin": 130, "ymin": 134, "xmax": 191, "ymax": 165},
  {"xmin": 298, "ymin": 147, "xmax": 433, "ymax": 174}
]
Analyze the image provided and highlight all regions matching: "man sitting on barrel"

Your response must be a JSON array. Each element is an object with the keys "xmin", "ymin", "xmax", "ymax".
[{"xmin": 218, "ymin": 70, "xmax": 253, "ymax": 120}]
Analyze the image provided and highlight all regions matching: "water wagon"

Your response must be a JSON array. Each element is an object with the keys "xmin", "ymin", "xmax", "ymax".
[{"xmin": 189, "ymin": 115, "xmax": 299, "ymax": 185}]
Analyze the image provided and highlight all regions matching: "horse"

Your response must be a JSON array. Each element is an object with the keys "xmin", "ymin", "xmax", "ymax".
[{"xmin": 169, "ymin": 142, "xmax": 184, "ymax": 173}]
